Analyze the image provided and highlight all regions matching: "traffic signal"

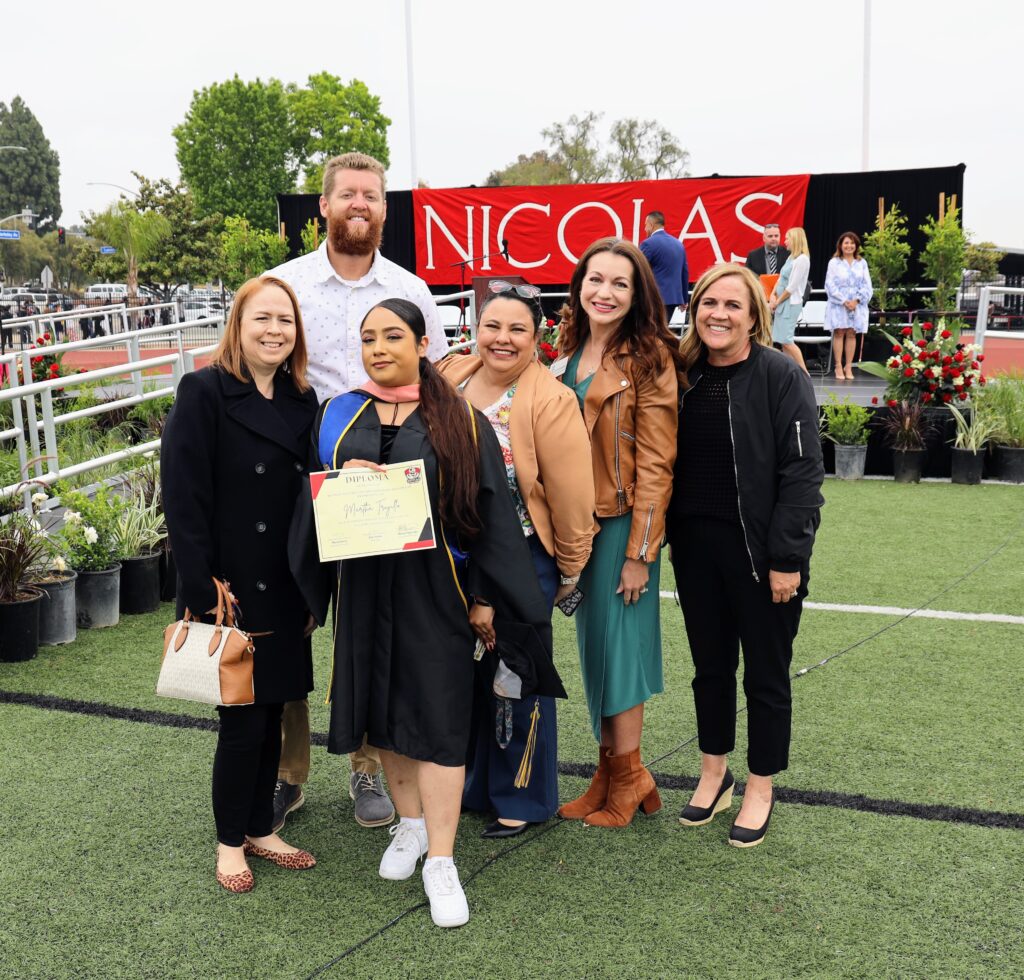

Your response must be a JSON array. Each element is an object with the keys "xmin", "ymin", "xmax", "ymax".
[{"xmin": 58, "ymin": 227, "xmax": 66, "ymax": 245}]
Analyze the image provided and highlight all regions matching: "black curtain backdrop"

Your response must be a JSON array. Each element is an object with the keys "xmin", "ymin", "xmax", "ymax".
[{"xmin": 277, "ymin": 164, "xmax": 966, "ymax": 292}]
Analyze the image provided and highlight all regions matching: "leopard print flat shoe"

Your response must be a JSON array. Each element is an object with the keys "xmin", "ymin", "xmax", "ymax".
[
  {"xmin": 216, "ymin": 867, "xmax": 255, "ymax": 893},
  {"xmin": 243, "ymin": 840, "xmax": 316, "ymax": 870}
]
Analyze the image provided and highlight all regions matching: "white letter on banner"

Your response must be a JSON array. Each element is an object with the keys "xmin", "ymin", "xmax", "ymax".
[
  {"xmin": 680, "ymin": 196, "xmax": 723, "ymax": 263},
  {"xmin": 631, "ymin": 199, "xmax": 644, "ymax": 244},
  {"xmin": 558, "ymin": 202, "xmax": 623, "ymax": 263},
  {"xmin": 424, "ymin": 205, "xmax": 474, "ymax": 270},
  {"xmin": 480, "ymin": 206, "xmax": 492, "ymax": 271},
  {"xmin": 732, "ymin": 192, "xmax": 784, "ymax": 262},
  {"xmin": 496, "ymin": 203, "xmax": 551, "ymax": 269}
]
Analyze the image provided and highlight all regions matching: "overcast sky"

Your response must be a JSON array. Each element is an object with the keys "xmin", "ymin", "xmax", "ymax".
[{"xmin": 5, "ymin": 0, "xmax": 1022, "ymax": 246}]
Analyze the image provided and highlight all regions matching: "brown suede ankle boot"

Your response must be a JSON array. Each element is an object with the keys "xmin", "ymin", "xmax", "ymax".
[
  {"xmin": 583, "ymin": 748, "xmax": 662, "ymax": 827},
  {"xmin": 558, "ymin": 746, "xmax": 610, "ymax": 819}
]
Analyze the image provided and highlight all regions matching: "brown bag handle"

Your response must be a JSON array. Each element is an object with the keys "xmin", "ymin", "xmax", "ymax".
[{"xmin": 181, "ymin": 578, "xmax": 237, "ymax": 628}]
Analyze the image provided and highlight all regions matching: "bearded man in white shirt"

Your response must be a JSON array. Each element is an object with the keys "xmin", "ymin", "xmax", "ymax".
[{"xmin": 267, "ymin": 152, "xmax": 449, "ymax": 833}]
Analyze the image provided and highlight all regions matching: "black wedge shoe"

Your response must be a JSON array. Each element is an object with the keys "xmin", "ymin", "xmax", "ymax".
[
  {"xmin": 729, "ymin": 793, "xmax": 775, "ymax": 848},
  {"xmin": 678, "ymin": 768, "xmax": 735, "ymax": 826}
]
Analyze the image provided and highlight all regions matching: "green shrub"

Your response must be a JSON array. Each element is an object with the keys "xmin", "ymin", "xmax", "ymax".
[{"xmin": 822, "ymin": 395, "xmax": 871, "ymax": 446}]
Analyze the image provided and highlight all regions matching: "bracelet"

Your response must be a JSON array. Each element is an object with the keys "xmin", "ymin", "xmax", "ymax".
[{"xmin": 559, "ymin": 574, "xmax": 580, "ymax": 586}]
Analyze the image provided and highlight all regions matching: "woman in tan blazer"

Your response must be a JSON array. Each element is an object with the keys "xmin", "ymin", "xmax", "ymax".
[{"xmin": 438, "ymin": 281, "xmax": 596, "ymax": 837}]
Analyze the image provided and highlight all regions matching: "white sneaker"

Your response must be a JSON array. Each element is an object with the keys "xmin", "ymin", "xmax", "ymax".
[
  {"xmin": 378, "ymin": 820, "xmax": 428, "ymax": 880},
  {"xmin": 421, "ymin": 857, "xmax": 469, "ymax": 928}
]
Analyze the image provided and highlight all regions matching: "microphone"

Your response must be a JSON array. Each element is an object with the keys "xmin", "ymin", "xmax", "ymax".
[{"xmin": 501, "ymin": 238, "xmax": 509, "ymax": 261}]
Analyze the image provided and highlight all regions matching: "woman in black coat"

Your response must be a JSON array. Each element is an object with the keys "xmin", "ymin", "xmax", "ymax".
[
  {"xmin": 162, "ymin": 275, "xmax": 320, "ymax": 892},
  {"xmin": 668, "ymin": 263, "xmax": 824, "ymax": 849}
]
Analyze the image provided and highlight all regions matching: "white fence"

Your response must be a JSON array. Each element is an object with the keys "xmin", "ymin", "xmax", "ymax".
[{"xmin": 0, "ymin": 317, "xmax": 223, "ymax": 511}]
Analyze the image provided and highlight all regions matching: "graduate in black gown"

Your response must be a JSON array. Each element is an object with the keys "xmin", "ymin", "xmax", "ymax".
[{"xmin": 292, "ymin": 298, "xmax": 551, "ymax": 929}]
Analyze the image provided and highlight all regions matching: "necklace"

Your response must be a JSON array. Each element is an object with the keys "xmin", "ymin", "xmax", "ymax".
[{"xmin": 391, "ymin": 402, "xmax": 400, "ymax": 424}]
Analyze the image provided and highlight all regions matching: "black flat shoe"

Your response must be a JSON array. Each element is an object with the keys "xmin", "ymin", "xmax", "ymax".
[
  {"xmin": 679, "ymin": 768, "xmax": 735, "ymax": 826},
  {"xmin": 481, "ymin": 819, "xmax": 530, "ymax": 839},
  {"xmin": 729, "ymin": 793, "xmax": 775, "ymax": 848}
]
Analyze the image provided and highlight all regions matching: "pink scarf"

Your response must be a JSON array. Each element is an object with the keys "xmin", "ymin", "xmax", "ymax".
[{"xmin": 360, "ymin": 379, "xmax": 421, "ymax": 403}]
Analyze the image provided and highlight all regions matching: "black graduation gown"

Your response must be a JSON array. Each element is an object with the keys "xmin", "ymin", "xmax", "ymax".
[
  {"xmin": 291, "ymin": 398, "xmax": 552, "ymax": 767},
  {"xmin": 162, "ymin": 365, "xmax": 319, "ymax": 705}
]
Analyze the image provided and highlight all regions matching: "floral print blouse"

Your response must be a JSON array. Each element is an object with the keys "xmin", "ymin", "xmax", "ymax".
[
  {"xmin": 462, "ymin": 381, "xmax": 534, "ymax": 537},
  {"xmin": 824, "ymin": 257, "xmax": 873, "ymax": 334}
]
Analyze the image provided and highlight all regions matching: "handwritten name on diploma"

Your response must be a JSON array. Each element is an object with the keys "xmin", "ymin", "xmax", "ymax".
[
  {"xmin": 309, "ymin": 459, "xmax": 436, "ymax": 561},
  {"xmin": 343, "ymin": 498, "xmax": 402, "ymax": 521}
]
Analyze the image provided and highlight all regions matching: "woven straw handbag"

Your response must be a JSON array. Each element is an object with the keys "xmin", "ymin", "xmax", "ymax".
[{"xmin": 157, "ymin": 578, "xmax": 255, "ymax": 706}]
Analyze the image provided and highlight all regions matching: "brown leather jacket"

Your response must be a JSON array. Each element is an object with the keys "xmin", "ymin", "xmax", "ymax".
[{"xmin": 566, "ymin": 341, "xmax": 678, "ymax": 562}]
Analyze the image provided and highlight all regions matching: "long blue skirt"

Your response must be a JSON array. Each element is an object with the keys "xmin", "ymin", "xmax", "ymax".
[{"xmin": 463, "ymin": 534, "xmax": 559, "ymax": 822}]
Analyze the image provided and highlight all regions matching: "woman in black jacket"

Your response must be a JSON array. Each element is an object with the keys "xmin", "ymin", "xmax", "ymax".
[
  {"xmin": 162, "ymin": 276, "xmax": 320, "ymax": 892},
  {"xmin": 667, "ymin": 263, "xmax": 824, "ymax": 848}
]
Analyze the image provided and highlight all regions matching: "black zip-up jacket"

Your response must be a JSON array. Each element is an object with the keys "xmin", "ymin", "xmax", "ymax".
[{"xmin": 671, "ymin": 343, "xmax": 824, "ymax": 578}]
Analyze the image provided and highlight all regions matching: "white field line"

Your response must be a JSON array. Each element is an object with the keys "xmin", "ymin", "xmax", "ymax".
[{"xmin": 657, "ymin": 592, "xmax": 1024, "ymax": 626}]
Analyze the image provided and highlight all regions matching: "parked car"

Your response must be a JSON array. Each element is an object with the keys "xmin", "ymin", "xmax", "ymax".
[{"xmin": 85, "ymin": 283, "xmax": 131, "ymax": 302}]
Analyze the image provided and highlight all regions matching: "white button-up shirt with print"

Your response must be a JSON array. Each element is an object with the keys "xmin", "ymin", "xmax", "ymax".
[{"xmin": 266, "ymin": 243, "xmax": 449, "ymax": 399}]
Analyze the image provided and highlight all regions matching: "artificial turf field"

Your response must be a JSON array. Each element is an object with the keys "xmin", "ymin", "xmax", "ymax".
[{"xmin": 2, "ymin": 481, "xmax": 1022, "ymax": 979}]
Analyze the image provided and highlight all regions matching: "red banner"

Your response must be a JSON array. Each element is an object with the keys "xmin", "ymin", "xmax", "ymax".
[{"xmin": 412, "ymin": 174, "xmax": 810, "ymax": 285}]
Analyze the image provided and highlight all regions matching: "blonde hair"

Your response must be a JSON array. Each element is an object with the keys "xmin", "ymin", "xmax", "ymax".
[
  {"xmin": 786, "ymin": 227, "xmax": 810, "ymax": 258},
  {"xmin": 322, "ymin": 152, "xmax": 386, "ymax": 197},
  {"xmin": 679, "ymin": 263, "xmax": 773, "ymax": 375},
  {"xmin": 211, "ymin": 276, "xmax": 310, "ymax": 392}
]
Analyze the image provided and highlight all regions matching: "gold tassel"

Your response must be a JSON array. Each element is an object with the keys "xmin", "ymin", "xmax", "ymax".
[{"xmin": 514, "ymin": 698, "xmax": 541, "ymax": 789}]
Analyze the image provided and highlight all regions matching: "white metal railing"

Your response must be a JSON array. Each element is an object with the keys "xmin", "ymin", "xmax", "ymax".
[
  {"xmin": 0, "ymin": 319, "xmax": 223, "ymax": 512},
  {"xmin": 973, "ymin": 286, "xmax": 1024, "ymax": 351},
  {"xmin": 2, "ymin": 301, "xmax": 185, "ymax": 348}
]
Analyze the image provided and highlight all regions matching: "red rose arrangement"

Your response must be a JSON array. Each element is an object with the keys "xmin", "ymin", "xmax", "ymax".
[
  {"xmin": 537, "ymin": 319, "xmax": 560, "ymax": 366},
  {"xmin": 14, "ymin": 333, "xmax": 83, "ymax": 392},
  {"xmin": 859, "ymin": 318, "xmax": 985, "ymax": 405}
]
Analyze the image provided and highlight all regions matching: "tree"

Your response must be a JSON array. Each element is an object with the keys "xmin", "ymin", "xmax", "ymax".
[
  {"xmin": 217, "ymin": 216, "xmax": 289, "ymax": 290},
  {"xmin": 485, "ymin": 151, "xmax": 569, "ymax": 187},
  {"xmin": 0, "ymin": 219, "xmax": 53, "ymax": 284},
  {"xmin": 862, "ymin": 204, "xmax": 911, "ymax": 312},
  {"xmin": 609, "ymin": 118, "xmax": 690, "ymax": 180},
  {"xmin": 289, "ymin": 74, "xmax": 391, "ymax": 193},
  {"xmin": 85, "ymin": 204, "xmax": 171, "ymax": 299},
  {"xmin": 174, "ymin": 76, "xmax": 299, "ymax": 231},
  {"xmin": 0, "ymin": 97, "xmax": 61, "ymax": 231},
  {"xmin": 963, "ymin": 241, "xmax": 1004, "ymax": 283},
  {"xmin": 920, "ymin": 202, "xmax": 966, "ymax": 312},
  {"xmin": 541, "ymin": 112, "xmax": 611, "ymax": 184},
  {"xmin": 486, "ymin": 112, "xmax": 690, "ymax": 186},
  {"xmin": 132, "ymin": 174, "xmax": 222, "ymax": 298},
  {"xmin": 299, "ymin": 218, "xmax": 324, "ymax": 255}
]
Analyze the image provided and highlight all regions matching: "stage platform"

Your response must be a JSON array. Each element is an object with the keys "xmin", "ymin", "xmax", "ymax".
[{"xmin": 809, "ymin": 370, "xmax": 885, "ymax": 406}]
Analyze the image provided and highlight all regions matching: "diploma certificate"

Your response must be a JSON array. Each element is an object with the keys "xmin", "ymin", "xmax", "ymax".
[{"xmin": 309, "ymin": 460, "xmax": 436, "ymax": 562}]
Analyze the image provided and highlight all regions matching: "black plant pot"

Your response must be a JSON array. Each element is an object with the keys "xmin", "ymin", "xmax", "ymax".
[
  {"xmin": 120, "ymin": 552, "xmax": 162, "ymax": 615},
  {"xmin": 951, "ymin": 448, "xmax": 985, "ymax": 485},
  {"xmin": 992, "ymin": 445, "xmax": 1024, "ymax": 483},
  {"xmin": 0, "ymin": 590, "xmax": 43, "ymax": 662},
  {"xmin": 159, "ymin": 548, "xmax": 177, "ymax": 602},
  {"xmin": 892, "ymin": 449, "xmax": 926, "ymax": 483}
]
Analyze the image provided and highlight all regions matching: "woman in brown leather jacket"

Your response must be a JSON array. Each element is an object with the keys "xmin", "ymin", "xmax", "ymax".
[{"xmin": 555, "ymin": 238, "xmax": 685, "ymax": 828}]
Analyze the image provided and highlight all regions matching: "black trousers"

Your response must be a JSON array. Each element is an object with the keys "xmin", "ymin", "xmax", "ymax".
[
  {"xmin": 664, "ymin": 303, "xmax": 677, "ymax": 324},
  {"xmin": 213, "ymin": 702, "xmax": 284, "ymax": 846},
  {"xmin": 669, "ymin": 518, "xmax": 807, "ymax": 776}
]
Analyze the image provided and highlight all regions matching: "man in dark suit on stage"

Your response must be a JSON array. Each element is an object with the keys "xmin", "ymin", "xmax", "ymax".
[
  {"xmin": 639, "ymin": 211, "xmax": 689, "ymax": 323},
  {"xmin": 745, "ymin": 222, "xmax": 789, "ymax": 277}
]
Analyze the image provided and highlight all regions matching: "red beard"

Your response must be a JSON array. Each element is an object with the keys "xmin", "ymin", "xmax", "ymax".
[{"xmin": 327, "ymin": 210, "xmax": 384, "ymax": 257}]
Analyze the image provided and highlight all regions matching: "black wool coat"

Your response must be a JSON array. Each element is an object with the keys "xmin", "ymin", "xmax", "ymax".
[{"xmin": 161, "ymin": 365, "xmax": 319, "ymax": 704}]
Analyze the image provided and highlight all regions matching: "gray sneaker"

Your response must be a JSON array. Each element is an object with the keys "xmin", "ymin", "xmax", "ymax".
[{"xmin": 349, "ymin": 771, "xmax": 396, "ymax": 827}]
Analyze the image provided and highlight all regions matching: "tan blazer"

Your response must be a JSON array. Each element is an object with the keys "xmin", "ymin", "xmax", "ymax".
[
  {"xmin": 571, "ymin": 341, "xmax": 678, "ymax": 563},
  {"xmin": 437, "ymin": 355, "xmax": 597, "ymax": 578}
]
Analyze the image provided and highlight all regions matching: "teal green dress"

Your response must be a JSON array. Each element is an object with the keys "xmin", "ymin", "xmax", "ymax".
[{"xmin": 565, "ymin": 347, "xmax": 664, "ymax": 742}]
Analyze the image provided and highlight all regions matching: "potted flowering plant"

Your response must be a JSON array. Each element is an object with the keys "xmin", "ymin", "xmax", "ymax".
[
  {"xmin": 55, "ymin": 486, "xmax": 125, "ymax": 629},
  {"xmin": 858, "ymin": 318, "xmax": 986, "ymax": 406},
  {"xmin": 0, "ymin": 512, "xmax": 49, "ymax": 662},
  {"xmin": 114, "ymin": 487, "xmax": 167, "ymax": 614},
  {"xmin": 23, "ymin": 490, "xmax": 79, "ymax": 645},
  {"xmin": 15, "ymin": 332, "xmax": 87, "ymax": 392}
]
